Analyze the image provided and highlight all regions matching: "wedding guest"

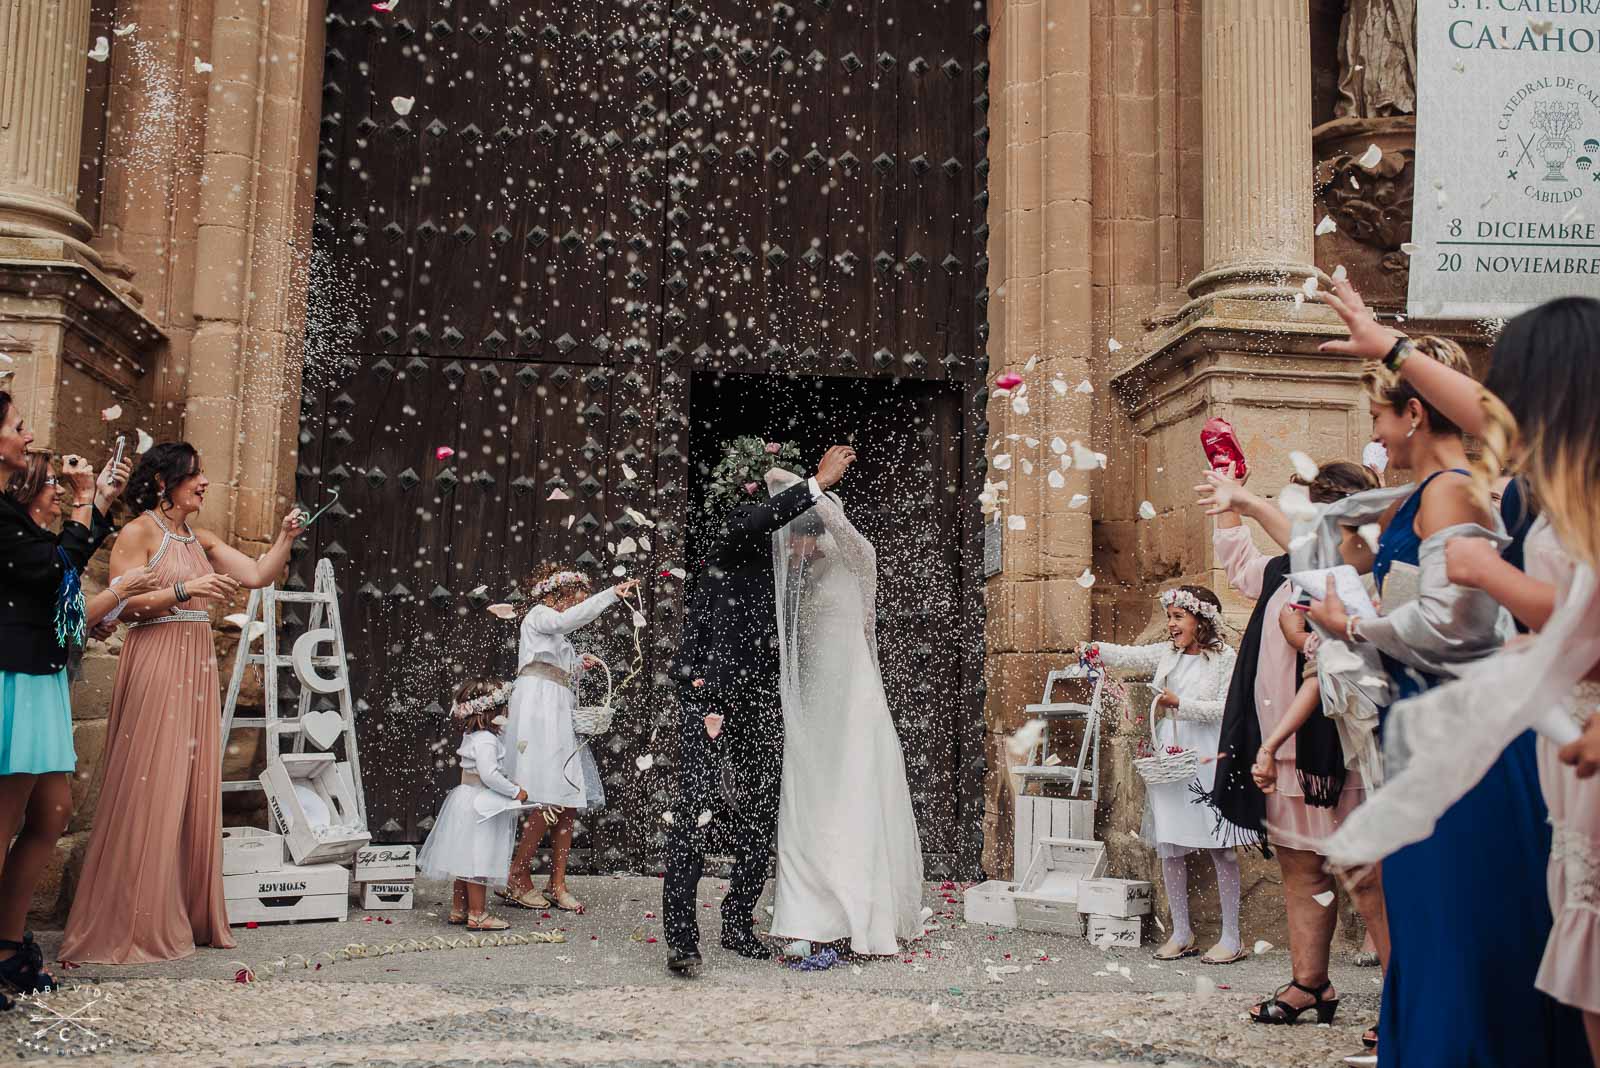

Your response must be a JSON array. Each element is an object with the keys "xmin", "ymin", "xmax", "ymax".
[
  {"xmin": 1068, "ymin": 586, "xmax": 1243, "ymax": 965},
  {"xmin": 497, "ymin": 565, "xmax": 637, "ymax": 914},
  {"xmin": 1199, "ymin": 461, "xmax": 1388, "ymax": 1044},
  {"xmin": 0, "ymin": 400, "xmax": 130, "ymax": 996},
  {"xmin": 1320, "ymin": 281, "xmax": 1600, "ymax": 1063},
  {"xmin": 60, "ymin": 442, "xmax": 304, "ymax": 964},
  {"xmin": 1306, "ymin": 316, "xmax": 1588, "ymax": 1067}
]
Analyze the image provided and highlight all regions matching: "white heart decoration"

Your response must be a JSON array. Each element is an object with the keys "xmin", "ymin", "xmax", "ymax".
[{"xmin": 300, "ymin": 708, "xmax": 344, "ymax": 751}]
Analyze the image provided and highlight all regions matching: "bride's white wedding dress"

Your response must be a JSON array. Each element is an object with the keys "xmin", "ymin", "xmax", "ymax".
[{"xmin": 765, "ymin": 469, "xmax": 924, "ymax": 955}]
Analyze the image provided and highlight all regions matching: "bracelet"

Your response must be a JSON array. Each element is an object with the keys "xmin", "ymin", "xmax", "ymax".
[
  {"xmin": 174, "ymin": 582, "xmax": 191, "ymax": 604},
  {"xmin": 1383, "ymin": 336, "xmax": 1414, "ymax": 373},
  {"xmin": 1346, "ymin": 615, "xmax": 1361, "ymax": 643},
  {"xmin": 73, "ymin": 499, "xmax": 94, "ymax": 508}
]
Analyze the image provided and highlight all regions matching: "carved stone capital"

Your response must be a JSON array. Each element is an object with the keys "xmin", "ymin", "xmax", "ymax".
[{"xmin": 1313, "ymin": 115, "xmax": 1417, "ymax": 309}]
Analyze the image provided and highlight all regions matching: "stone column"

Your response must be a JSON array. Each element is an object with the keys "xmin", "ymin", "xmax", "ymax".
[
  {"xmin": 1186, "ymin": 0, "xmax": 1316, "ymax": 304},
  {"xmin": 0, "ymin": 0, "xmax": 102, "ymax": 266}
]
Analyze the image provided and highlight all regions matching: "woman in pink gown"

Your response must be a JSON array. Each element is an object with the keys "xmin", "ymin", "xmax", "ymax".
[{"xmin": 60, "ymin": 442, "xmax": 304, "ymax": 964}]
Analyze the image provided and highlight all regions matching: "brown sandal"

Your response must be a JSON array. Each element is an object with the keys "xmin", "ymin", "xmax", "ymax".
[
  {"xmin": 467, "ymin": 913, "xmax": 509, "ymax": 931},
  {"xmin": 546, "ymin": 887, "xmax": 585, "ymax": 913},
  {"xmin": 447, "ymin": 911, "xmax": 467, "ymax": 926},
  {"xmin": 496, "ymin": 887, "xmax": 550, "ymax": 910}
]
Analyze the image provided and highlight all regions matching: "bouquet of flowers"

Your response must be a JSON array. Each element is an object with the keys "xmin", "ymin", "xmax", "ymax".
[
  {"xmin": 1078, "ymin": 645, "xmax": 1130, "ymax": 723},
  {"xmin": 701, "ymin": 436, "xmax": 807, "ymax": 520}
]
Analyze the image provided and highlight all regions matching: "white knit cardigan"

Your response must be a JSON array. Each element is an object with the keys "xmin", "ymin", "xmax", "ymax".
[{"xmin": 1088, "ymin": 641, "xmax": 1237, "ymax": 722}]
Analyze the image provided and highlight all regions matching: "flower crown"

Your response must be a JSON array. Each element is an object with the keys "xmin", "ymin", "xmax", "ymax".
[
  {"xmin": 451, "ymin": 682, "xmax": 514, "ymax": 720},
  {"xmin": 529, "ymin": 570, "xmax": 589, "ymax": 601},
  {"xmin": 1160, "ymin": 587, "xmax": 1223, "ymax": 628}
]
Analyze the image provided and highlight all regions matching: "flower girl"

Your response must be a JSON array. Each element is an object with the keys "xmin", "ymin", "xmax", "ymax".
[
  {"xmin": 498, "ymin": 565, "xmax": 638, "ymax": 913},
  {"xmin": 1070, "ymin": 585, "xmax": 1244, "ymax": 964},
  {"xmin": 418, "ymin": 678, "xmax": 527, "ymax": 931}
]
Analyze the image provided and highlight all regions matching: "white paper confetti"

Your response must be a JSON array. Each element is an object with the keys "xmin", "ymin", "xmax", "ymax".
[
  {"xmin": 616, "ymin": 536, "xmax": 638, "ymax": 557},
  {"xmin": 696, "ymin": 809, "xmax": 713, "ymax": 828},
  {"xmin": 1138, "ymin": 501, "xmax": 1156, "ymax": 520},
  {"xmin": 193, "ymin": 56, "xmax": 213, "ymax": 74},
  {"xmin": 661, "ymin": 811, "xmax": 674, "ymax": 825},
  {"xmin": 113, "ymin": 22, "xmax": 137, "ymax": 36},
  {"xmin": 1106, "ymin": 338, "xmax": 1122, "ymax": 353},
  {"xmin": 1289, "ymin": 450, "xmax": 1319, "ymax": 481},
  {"xmin": 1068, "ymin": 494, "xmax": 1089, "ymax": 509},
  {"xmin": 666, "ymin": 567, "xmax": 687, "ymax": 580},
  {"xmin": 391, "ymin": 96, "xmax": 415, "ymax": 116},
  {"xmin": 1315, "ymin": 214, "xmax": 1337, "ymax": 236},
  {"xmin": 1050, "ymin": 436, "xmax": 1068, "ymax": 456},
  {"xmin": 1312, "ymin": 890, "xmax": 1336, "ymax": 907},
  {"xmin": 992, "ymin": 453, "xmax": 1012, "ymax": 471},
  {"xmin": 635, "ymin": 754, "xmax": 654, "ymax": 772},
  {"xmin": 623, "ymin": 505, "xmax": 656, "ymax": 528},
  {"xmin": 487, "ymin": 603, "xmax": 516, "ymax": 620},
  {"xmin": 101, "ymin": 404, "xmax": 122, "ymax": 422},
  {"xmin": 1010, "ymin": 394, "xmax": 1030, "ymax": 416},
  {"xmin": 1075, "ymin": 568, "xmax": 1096, "ymax": 588},
  {"xmin": 1007, "ymin": 515, "xmax": 1026, "ymax": 531},
  {"xmin": 1332, "ymin": 264, "xmax": 1348, "ymax": 283},
  {"xmin": 88, "ymin": 37, "xmax": 109, "ymax": 62},
  {"xmin": 621, "ymin": 464, "xmax": 637, "ymax": 481},
  {"xmin": 1301, "ymin": 275, "xmax": 1319, "ymax": 297},
  {"xmin": 1357, "ymin": 143, "xmax": 1382, "ymax": 170},
  {"xmin": 1047, "ymin": 470, "xmax": 1066, "ymax": 490},
  {"xmin": 1253, "ymin": 940, "xmax": 1274, "ymax": 955},
  {"xmin": 135, "ymin": 428, "xmax": 153, "ymax": 454},
  {"xmin": 1358, "ymin": 523, "xmax": 1381, "ymax": 553}
]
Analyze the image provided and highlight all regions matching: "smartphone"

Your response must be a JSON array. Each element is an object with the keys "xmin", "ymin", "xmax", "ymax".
[{"xmin": 111, "ymin": 435, "xmax": 127, "ymax": 473}]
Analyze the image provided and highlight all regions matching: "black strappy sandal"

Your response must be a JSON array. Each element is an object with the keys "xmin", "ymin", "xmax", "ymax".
[
  {"xmin": 1249, "ymin": 978, "xmax": 1339, "ymax": 1025},
  {"xmin": 1363, "ymin": 1023, "xmax": 1379, "ymax": 1049},
  {"xmin": 0, "ymin": 933, "xmax": 57, "ymax": 996}
]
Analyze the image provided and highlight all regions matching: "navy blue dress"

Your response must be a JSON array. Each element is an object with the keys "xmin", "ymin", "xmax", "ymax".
[{"xmin": 1373, "ymin": 472, "xmax": 1590, "ymax": 1067}]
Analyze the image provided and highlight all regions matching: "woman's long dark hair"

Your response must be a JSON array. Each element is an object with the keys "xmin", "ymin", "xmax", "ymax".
[
  {"xmin": 124, "ymin": 442, "xmax": 200, "ymax": 516},
  {"xmin": 1479, "ymin": 296, "xmax": 1600, "ymax": 568}
]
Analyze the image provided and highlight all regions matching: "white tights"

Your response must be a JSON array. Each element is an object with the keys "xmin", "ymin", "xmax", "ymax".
[{"xmin": 1160, "ymin": 848, "xmax": 1242, "ymax": 953}]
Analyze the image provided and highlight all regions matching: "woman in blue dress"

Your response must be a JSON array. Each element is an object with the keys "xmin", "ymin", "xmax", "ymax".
[{"xmin": 1309, "ymin": 335, "xmax": 1591, "ymax": 1066}]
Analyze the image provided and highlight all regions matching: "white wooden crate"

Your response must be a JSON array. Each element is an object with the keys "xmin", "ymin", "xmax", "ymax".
[
  {"xmin": 225, "ymin": 861, "xmax": 349, "ymax": 926},
  {"xmin": 1012, "ymin": 796, "xmax": 1094, "ymax": 878},
  {"xmin": 353, "ymin": 844, "xmax": 417, "ymax": 883},
  {"xmin": 1013, "ymin": 838, "xmax": 1107, "ymax": 936},
  {"xmin": 221, "ymin": 826, "xmax": 285, "ymax": 877},
  {"xmin": 1076, "ymin": 878, "xmax": 1153, "ymax": 918},
  {"xmin": 356, "ymin": 881, "xmax": 414, "ymax": 911},
  {"xmin": 260, "ymin": 753, "xmax": 370, "ymax": 865},
  {"xmin": 962, "ymin": 880, "xmax": 1018, "ymax": 928},
  {"xmin": 1086, "ymin": 913, "xmax": 1142, "ymax": 950}
]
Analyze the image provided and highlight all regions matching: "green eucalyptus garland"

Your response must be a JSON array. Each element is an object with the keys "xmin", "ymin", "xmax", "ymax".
[{"xmin": 701, "ymin": 436, "xmax": 806, "ymax": 519}]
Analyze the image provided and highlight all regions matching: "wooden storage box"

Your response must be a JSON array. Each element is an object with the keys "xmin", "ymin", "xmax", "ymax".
[
  {"xmin": 962, "ymin": 880, "xmax": 1019, "ymax": 928},
  {"xmin": 356, "ymin": 881, "xmax": 414, "ymax": 911},
  {"xmin": 353, "ymin": 844, "xmax": 417, "ymax": 883},
  {"xmin": 221, "ymin": 826, "xmax": 285, "ymax": 877},
  {"xmin": 1086, "ymin": 913, "xmax": 1142, "ymax": 950},
  {"xmin": 1076, "ymin": 878, "xmax": 1153, "ymax": 918},
  {"xmin": 1012, "ymin": 796, "xmax": 1094, "ymax": 877},
  {"xmin": 260, "ymin": 753, "xmax": 370, "ymax": 865},
  {"xmin": 1012, "ymin": 838, "xmax": 1107, "ymax": 936},
  {"xmin": 225, "ymin": 861, "xmax": 349, "ymax": 926}
]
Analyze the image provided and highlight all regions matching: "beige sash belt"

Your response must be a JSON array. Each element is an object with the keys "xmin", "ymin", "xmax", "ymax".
[{"xmin": 518, "ymin": 661, "xmax": 574, "ymax": 690}]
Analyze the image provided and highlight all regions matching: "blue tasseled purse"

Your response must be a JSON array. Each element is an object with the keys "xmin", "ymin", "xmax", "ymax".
[{"xmin": 52, "ymin": 546, "xmax": 86, "ymax": 650}]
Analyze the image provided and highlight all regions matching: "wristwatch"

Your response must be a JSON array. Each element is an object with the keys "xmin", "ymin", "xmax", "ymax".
[{"xmin": 1383, "ymin": 336, "xmax": 1414, "ymax": 373}]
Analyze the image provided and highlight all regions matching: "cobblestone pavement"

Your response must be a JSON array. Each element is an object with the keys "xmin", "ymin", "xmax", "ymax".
[{"xmin": 0, "ymin": 878, "xmax": 1377, "ymax": 1067}]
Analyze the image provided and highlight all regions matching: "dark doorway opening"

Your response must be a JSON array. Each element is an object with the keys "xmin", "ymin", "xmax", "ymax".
[{"xmin": 685, "ymin": 371, "xmax": 972, "ymax": 872}]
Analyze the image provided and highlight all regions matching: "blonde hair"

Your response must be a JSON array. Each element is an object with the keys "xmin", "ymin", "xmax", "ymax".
[{"xmin": 1361, "ymin": 336, "xmax": 1474, "ymax": 437}]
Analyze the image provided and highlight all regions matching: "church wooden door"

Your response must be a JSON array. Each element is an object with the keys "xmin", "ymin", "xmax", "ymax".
[{"xmin": 303, "ymin": 0, "xmax": 992, "ymax": 874}]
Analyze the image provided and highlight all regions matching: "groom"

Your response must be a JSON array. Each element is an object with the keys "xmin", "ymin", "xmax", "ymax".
[{"xmin": 662, "ymin": 443, "xmax": 856, "ymax": 975}]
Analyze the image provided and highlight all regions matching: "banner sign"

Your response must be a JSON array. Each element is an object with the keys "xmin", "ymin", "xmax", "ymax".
[{"xmin": 1410, "ymin": 4, "xmax": 1600, "ymax": 318}]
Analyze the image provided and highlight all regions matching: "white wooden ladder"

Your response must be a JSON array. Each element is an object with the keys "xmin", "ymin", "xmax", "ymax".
[
  {"xmin": 220, "ymin": 557, "xmax": 367, "ymax": 826},
  {"xmin": 1010, "ymin": 665, "xmax": 1103, "ymax": 801}
]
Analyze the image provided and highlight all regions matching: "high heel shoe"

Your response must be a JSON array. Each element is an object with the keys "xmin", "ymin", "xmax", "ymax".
[{"xmin": 1249, "ymin": 978, "xmax": 1339, "ymax": 1025}]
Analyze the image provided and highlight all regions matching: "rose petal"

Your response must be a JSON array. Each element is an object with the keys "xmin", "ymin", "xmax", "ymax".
[
  {"xmin": 1075, "ymin": 379, "xmax": 1094, "ymax": 394},
  {"xmin": 621, "ymin": 464, "xmax": 637, "ymax": 481},
  {"xmin": 88, "ymin": 36, "xmax": 109, "ymax": 61},
  {"xmin": 1357, "ymin": 143, "xmax": 1382, "ymax": 169},
  {"xmin": 101, "ymin": 404, "xmax": 122, "ymax": 422},
  {"xmin": 1332, "ymin": 264, "xmax": 1348, "ymax": 283},
  {"xmin": 1007, "ymin": 515, "xmax": 1026, "ymax": 531},
  {"xmin": 632, "ymin": 610, "xmax": 647, "ymax": 628},
  {"xmin": 1050, "ymin": 436, "xmax": 1068, "ymax": 456},
  {"xmin": 1107, "ymin": 338, "xmax": 1122, "ymax": 353},
  {"xmin": 1312, "ymin": 891, "xmax": 1336, "ymax": 907},
  {"xmin": 1010, "ymin": 394, "xmax": 1030, "ymax": 416},
  {"xmin": 703, "ymin": 714, "xmax": 723, "ymax": 739},
  {"xmin": 1047, "ymin": 470, "xmax": 1066, "ymax": 489},
  {"xmin": 696, "ymin": 809, "xmax": 713, "ymax": 827},
  {"xmin": 1070, "ymin": 441, "xmax": 1101, "ymax": 470},
  {"xmin": 435, "ymin": 445, "xmax": 454, "ymax": 461},
  {"xmin": 1400, "ymin": 242, "xmax": 1421, "ymax": 256},
  {"xmin": 1075, "ymin": 568, "xmax": 1096, "ymax": 588},
  {"xmin": 1358, "ymin": 523, "xmax": 1382, "ymax": 553},
  {"xmin": 635, "ymin": 754, "xmax": 654, "ymax": 772},
  {"xmin": 991, "ymin": 453, "xmax": 1012, "ymax": 471},
  {"xmin": 1051, "ymin": 378, "xmax": 1068, "ymax": 395},
  {"xmin": 1068, "ymin": 494, "xmax": 1089, "ymax": 508},
  {"xmin": 487, "ymin": 603, "xmax": 516, "ymax": 619},
  {"xmin": 113, "ymin": 23, "xmax": 136, "ymax": 36},
  {"xmin": 194, "ymin": 57, "xmax": 212, "ymax": 74},
  {"xmin": 1301, "ymin": 275, "xmax": 1319, "ymax": 297},
  {"xmin": 391, "ymin": 96, "xmax": 415, "ymax": 116},
  {"xmin": 1138, "ymin": 501, "xmax": 1157, "ymax": 520},
  {"xmin": 995, "ymin": 373, "xmax": 1024, "ymax": 391},
  {"xmin": 616, "ymin": 536, "xmax": 638, "ymax": 557},
  {"xmin": 661, "ymin": 811, "xmax": 674, "ymax": 825},
  {"xmin": 1289, "ymin": 450, "xmax": 1319, "ymax": 481},
  {"xmin": 1315, "ymin": 215, "xmax": 1337, "ymax": 236},
  {"xmin": 1253, "ymin": 940, "xmax": 1274, "ymax": 955},
  {"xmin": 548, "ymin": 488, "xmax": 570, "ymax": 501}
]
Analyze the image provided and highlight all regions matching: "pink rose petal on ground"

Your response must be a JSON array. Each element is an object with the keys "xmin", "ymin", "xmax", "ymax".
[{"xmin": 435, "ymin": 446, "xmax": 454, "ymax": 461}]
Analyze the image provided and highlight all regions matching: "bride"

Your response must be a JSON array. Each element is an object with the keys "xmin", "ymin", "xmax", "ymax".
[{"xmin": 764, "ymin": 468, "xmax": 924, "ymax": 956}]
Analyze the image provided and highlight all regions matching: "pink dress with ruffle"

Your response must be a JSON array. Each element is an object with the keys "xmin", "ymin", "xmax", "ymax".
[{"xmin": 1526, "ymin": 520, "xmax": 1600, "ymax": 1014}]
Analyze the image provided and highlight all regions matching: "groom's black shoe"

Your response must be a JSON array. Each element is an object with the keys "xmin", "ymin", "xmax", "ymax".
[
  {"xmin": 719, "ymin": 927, "xmax": 774, "ymax": 960},
  {"xmin": 666, "ymin": 945, "xmax": 703, "ymax": 976}
]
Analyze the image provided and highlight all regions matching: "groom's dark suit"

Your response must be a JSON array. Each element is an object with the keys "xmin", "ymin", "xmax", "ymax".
[{"xmin": 662, "ymin": 480, "xmax": 820, "ymax": 955}]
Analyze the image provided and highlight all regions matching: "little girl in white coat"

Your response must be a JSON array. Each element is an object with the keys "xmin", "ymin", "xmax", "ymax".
[
  {"xmin": 498, "ymin": 566, "xmax": 638, "ymax": 914},
  {"xmin": 417, "ymin": 678, "xmax": 528, "ymax": 931},
  {"xmin": 1070, "ymin": 584, "xmax": 1244, "ymax": 964}
]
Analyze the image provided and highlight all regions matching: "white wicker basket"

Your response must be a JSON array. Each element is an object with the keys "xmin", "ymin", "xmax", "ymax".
[
  {"xmin": 572, "ymin": 657, "xmax": 613, "ymax": 737},
  {"xmin": 1131, "ymin": 693, "xmax": 1199, "ymax": 786}
]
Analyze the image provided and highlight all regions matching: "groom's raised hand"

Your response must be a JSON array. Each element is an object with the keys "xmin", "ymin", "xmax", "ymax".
[{"xmin": 815, "ymin": 445, "xmax": 857, "ymax": 490}]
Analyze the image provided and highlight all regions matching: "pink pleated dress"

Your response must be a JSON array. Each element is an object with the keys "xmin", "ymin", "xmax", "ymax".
[{"xmin": 60, "ymin": 515, "xmax": 234, "ymax": 964}]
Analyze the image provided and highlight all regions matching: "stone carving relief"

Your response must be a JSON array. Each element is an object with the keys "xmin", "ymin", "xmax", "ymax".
[
  {"xmin": 1336, "ymin": 0, "xmax": 1416, "ymax": 119},
  {"xmin": 1316, "ymin": 135, "xmax": 1415, "ymax": 274}
]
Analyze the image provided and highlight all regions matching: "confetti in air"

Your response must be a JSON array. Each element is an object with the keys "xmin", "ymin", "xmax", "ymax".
[
  {"xmin": 193, "ymin": 56, "xmax": 212, "ymax": 74},
  {"xmin": 1106, "ymin": 338, "xmax": 1122, "ymax": 353},
  {"xmin": 1312, "ymin": 891, "xmax": 1336, "ymax": 907},
  {"xmin": 486, "ymin": 604, "xmax": 516, "ymax": 620},
  {"xmin": 135, "ymin": 428, "xmax": 153, "ymax": 454},
  {"xmin": 1068, "ymin": 494, "xmax": 1089, "ymax": 509},
  {"xmin": 434, "ymin": 446, "xmax": 454, "ymax": 461},
  {"xmin": 391, "ymin": 96, "xmax": 415, "ymax": 116},
  {"xmin": 1357, "ymin": 143, "xmax": 1382, "ymax": 169},
  {"xmin": 101, "ymin": 404, "xmax": 122, "ymax": 422},
  {"xmin": 88, "ymin": 37, "xmax": 109, "ymax": 62},
  {"xmin": 1289, "ymin": 451, "xmax": 1319, "ymax": 482},
  {"xmin": 1075, "ymin": 568, "xmax": 1096, "ymax": 588},
  {"xmin": 1315, "ymin": 214, "xmax": 1337, "ymax": 236},
  {"xmin": 1138, "ymin": 501, "xmax": 1156, "ymax": 521}
]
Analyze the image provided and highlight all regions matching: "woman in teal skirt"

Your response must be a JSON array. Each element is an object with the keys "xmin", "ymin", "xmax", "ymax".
[{"xmin": 0, "ymin": 393, "xmax": 139, "ymax": 1001}]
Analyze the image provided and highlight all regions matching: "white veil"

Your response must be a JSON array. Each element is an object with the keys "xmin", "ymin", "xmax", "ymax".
[{"xmin": 767, "ymin": 468, "xmax": 882, "ymax": 733}]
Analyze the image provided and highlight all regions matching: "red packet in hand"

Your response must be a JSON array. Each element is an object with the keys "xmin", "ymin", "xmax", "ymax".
[{"xmin": 1201, "ymin": 417, "xmax": 1248, "ymax": 482}]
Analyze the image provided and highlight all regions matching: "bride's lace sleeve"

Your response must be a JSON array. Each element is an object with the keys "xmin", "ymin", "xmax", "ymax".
[{"xmin": 814, "ymin": 495, "xmax": 880, "ymax": 657}]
